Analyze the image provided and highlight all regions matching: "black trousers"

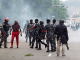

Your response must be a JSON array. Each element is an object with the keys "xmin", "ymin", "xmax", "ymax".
[
  {"xmin": 0, "ymin": 32, "xmax": 8, "ymax": 47},
  {"xmin": 46, "ymin": 40, "xmax": 54, "ymax": 51},
  {"xmin": 31, "ymin": 35, "xmax": 39, "ymax": 48},
  {"xmin": 38, "ymin": 38, "xmax": 47, "ymax": 49},
  {"xmin": 53, "ymin": 36, "xmax": 56, "ymax": 50}
]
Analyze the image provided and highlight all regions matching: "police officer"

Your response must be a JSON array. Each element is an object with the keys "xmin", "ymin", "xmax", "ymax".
[
  {"xmin": 2, "ymin": 18, "xmax": 11, "ymax": 48},
  {"xmin": 53, "ymin": 19, "xmax": 57, "ymax": 51},
  {"xmin": 45, "ymin": 19, "xmax": 54, "ymax": 52},
  {"xmin": 23, "ymin": 20, "xmax": 29, "ymax": 42},
  {"xmin": 27, "ymin": 19, "xmax": 34, "ymax": 46},
  {"xmin": 37, "ymin": 21, "xmax": 47, "ymax": 50},
  {"xmin": 55, "ymin": 19, "xmax": 68, "ymax": 56},
  {"xmin": 28, "ymin": 19, "xmax": 40, "ymax": 48}
]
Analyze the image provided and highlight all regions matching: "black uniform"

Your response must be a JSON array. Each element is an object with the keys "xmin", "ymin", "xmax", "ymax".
[
  {"xmin": 27, "ymin": 23, "xmax": 34, "ymax": 46},
  {"xmin": 37, "ymin": 21, "xmax": 47, "ymax": 50},
  {"xmin": 2, "ymin": 22, "xmax": 11, "ymax": 48},
  {"xmin": 45, "ymin": 23, "xmax": 54, "ymax": 52},
  {"xmin": 53, "ymin": 23, "xmax": 57, "ymax": 51},
  {"xmin": 30, "ymin": 23, "xmax": 40, "ymax": 48},
  {"xmin": 55, "ymin": 23, "xmax": 68, "ymax": 44}
]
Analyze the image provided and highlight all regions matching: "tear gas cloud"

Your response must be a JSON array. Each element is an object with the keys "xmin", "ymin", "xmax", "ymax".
[{"xmin": 0, "ymin": 0, "xmax": 37, "ymax": 28}]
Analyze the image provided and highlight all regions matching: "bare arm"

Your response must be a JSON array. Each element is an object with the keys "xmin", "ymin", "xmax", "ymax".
[
  {"xmin": 19, "ymin": 28, "xmax": 22, "ymax": 36},
  {"xmin": 10, "ymin": 28, "xmax": 12, "ymax": 35}
]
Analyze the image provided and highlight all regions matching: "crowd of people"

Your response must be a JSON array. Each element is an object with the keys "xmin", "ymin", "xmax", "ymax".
[{"xmin": 0, "ymin": 18, "xmax": 69, "ymax": 57}]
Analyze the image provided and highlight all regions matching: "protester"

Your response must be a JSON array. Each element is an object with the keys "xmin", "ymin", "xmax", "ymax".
[{"xmin": 10, "ymin": 20, "xmax": 22, "ymax": 48}]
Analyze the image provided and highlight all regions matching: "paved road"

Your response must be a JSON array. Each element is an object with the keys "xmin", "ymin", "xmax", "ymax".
[
  {"xmin": 0, "ymin": 42, "xmax": 80, "ymax": 60},
  {"xmin": 0, "ymin": 27, "xmax": 80, "ymax": 60}
]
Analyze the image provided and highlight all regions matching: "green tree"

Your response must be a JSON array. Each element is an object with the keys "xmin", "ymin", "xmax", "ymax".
[
  {"xmin": 27, "ymin": 0, "xmax": 69, "ymax": 21},
  {"xmin": 52, "ymin": 0, "xmax": 69, "ymax": 20}
]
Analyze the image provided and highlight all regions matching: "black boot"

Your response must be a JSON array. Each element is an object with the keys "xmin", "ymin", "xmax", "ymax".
[
  {"xmin": 30, "ymin": 46, "xmax": 33, "ymax": 48},
  {"xmin": 0, "ymin": 44, "xmax": 2, "ymax": 48},
  {"xmin": 46, "ymin": 50, "xmax": 49, "ymax": 52},
  {"xmin": 35, "ymin": 43, "xmax": 38, "ymax": 48},
  {"xmin": 35, "ymin": 46, "xmax": 38, "ymax": 48},
  {"xmin": 45, "ymin": 44, "xmax": 47, "ymax": 49},
  {"xmin": 46, "ymin": 47, "xmax": 49, "ymax": 52},
  {"xmin": 35, "ymin": 41, "xmax": 38, "ymax": 48},
  {"xmin": 51, "ymin": 49, "xmax": 54, "ymax": 52},
  {"xmin": 54, "ymin": 47, "xmax": 56, "ymax": 51},
  {"xmin": 29, "ymin": 42, "xmax": 31, "ymax": 46},
  {"xmin": 37, "ymin": 43, "xmax": 41, "ymax": 50},
  {"xmin": 37, "ymin": 48, "xmax": 41, "ymax": 50},
  {"xmin": 4, "ymin": 45, "xmax": 8, "ymax": 48},
  {"xmin": 30, "ymin": 42, "xmax": 33, "ymax": 48}
]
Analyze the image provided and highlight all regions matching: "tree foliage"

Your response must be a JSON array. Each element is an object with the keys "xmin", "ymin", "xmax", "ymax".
[{"xmin": 0, "ymin": 0, "xmax": 69, "ymax": 23}]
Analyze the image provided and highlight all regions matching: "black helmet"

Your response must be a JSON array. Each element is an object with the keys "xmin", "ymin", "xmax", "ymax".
[
  {"xmin": 40, "ymin": 21, "xmax": 44, "ymax": 25},
  {"xmin": 47, "ymin": 19, "xmax": 50, "ymax": 22},
  {"xmin": 35, "ymin": 19, "xmax": 38, "ymax": 21},
  {"xmin": 30, "ymin": 19, "xmax": 33, "ymax": 21},
  {"xmin": 59, "ymin": 19, "xmax": 64, "ymax": 23},
  {"xmin": 53, "ymin": 19, "xmax": 56, "ymax": 23}
]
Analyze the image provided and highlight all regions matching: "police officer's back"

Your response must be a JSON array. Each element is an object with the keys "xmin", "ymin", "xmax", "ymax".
[
  {"xmin": 55, "ymin": 20, "xmax": 68, "ymax": 56},
  {"xmin": 45, "ymin": 19, "xmax": 54, "ymax": 52}
]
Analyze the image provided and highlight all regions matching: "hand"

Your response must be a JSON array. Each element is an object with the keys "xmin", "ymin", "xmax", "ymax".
[
  {"xmin": 10, "ymin": 32, "xmax": 11, "ymax": 35},
  {"xmin": 27, "ymin": 29, "xmax": 29, "ymax": 31},
  {"xmin": 21, "ymin": 33, "xmax": 22, "ymax": 36}
]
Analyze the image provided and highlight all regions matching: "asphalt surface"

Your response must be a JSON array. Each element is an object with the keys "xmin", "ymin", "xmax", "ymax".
[{"xmin": 0, "ymin": 27, "xmax": 80, "ymax": 60}]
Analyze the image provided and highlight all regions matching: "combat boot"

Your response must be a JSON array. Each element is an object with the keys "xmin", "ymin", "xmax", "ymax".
[
  {"xmin": 0, "ymin": 44, "xmax": 2, "ymax": 48},
  {"xmin": 37, "ymin": 48, "xmax": 41, "ymax": 50},
  {"xmin": 37, "ymin": 43, "xmax": 41, "ymax": 50},
  {"xmin": 46, "ymin": 47, "xmax": 49, "ymax": 52},
  {"xmin": 45, "ymin": 44, "xmax": 47, "ymax": 49},
  {"xmin": 35, "ymin": 46, "xmax": 38, "ymax": 48},
  {"xmin": 4, "ymin": 45, "xmax": 8, "ymax": 48},
  {"xmin": 30, "ymin": 46, "xmax": 33, "ymax": 48}
]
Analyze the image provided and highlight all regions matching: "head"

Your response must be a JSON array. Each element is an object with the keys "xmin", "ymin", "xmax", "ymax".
[
  {"xmin": 4, "ymin": 18, "xmax": 9, "ymax": 23},
  {"xmin": 14, "ymin": 20, "xmax": 18, "ymax": 25},
  {"xmin": 59, "ymin": 19, "xmax": 64, "ymax": 25},
  {"xmin": 46, "ymin": 19, "xmax": 50, "ymax": 24},
  {"xmin": 40, "ymin": 21, "xmax": 44, "ymax": 25},
  {"xmin": 30, "ymin": 19, "xmax": 33, "ymax": 24},
  {"xmin": 53, "ymin": 19, "xmax": 56, "ymax": 24},
  {"xmin": 35, "ymin": 19, "xmax": 38, "ymax": 23},
  {"xmin": 26, "ymin": 20, "xmax": 29, "ymax": 24}
]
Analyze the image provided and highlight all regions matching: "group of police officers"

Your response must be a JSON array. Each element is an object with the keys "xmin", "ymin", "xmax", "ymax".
[
  {"xmin": 0, "ymin": 18, "xmax": 69, "ymax": 56},
  {"xmin": 25, "ymin": 19, "xmax": 69, "ymax": 56}
]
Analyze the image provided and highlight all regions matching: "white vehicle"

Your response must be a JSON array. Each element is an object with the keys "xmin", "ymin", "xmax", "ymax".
[{"xmin": 64, "ymin": 22, "xmax": 70, "ymax": 27}]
